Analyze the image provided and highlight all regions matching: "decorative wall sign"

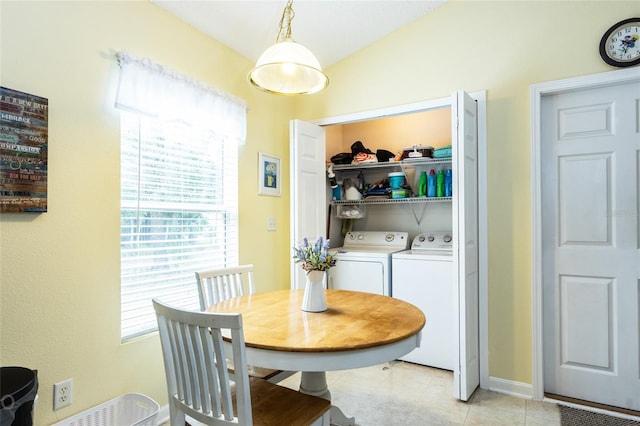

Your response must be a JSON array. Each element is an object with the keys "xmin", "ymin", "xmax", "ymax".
[
  {"xmin": 0, "ymin": 87, "xmax": 48, "ymax": 213},
  {"xmin": 258, "ymin": 152, "xmax": 281, "ymax": 196}
]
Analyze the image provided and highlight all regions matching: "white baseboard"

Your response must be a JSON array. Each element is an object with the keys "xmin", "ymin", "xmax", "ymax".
[
  {"xmin": 485, "ymin": 375, "xmax": 534, "ymax": 400},
  {"xmin": 156, "ymin": 404, "xmax": 169, "ymax": 425},
  {"xmin": 485, "ymin": 377, "xmax": 640, "ymax": 422},
  {"xmin": 155, "ymin": 405, "xmax": 207, "ymax": 426}
]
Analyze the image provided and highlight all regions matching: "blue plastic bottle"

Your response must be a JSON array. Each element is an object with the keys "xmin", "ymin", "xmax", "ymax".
[
  {"xmin": 445, "ymin": 169, "xmax": 452, "ymax": 197},
  {"xmin": 332, "ymin": 184, "xmax": 342, "ymax": 200},
  {"xmin": 427, "ymin": 169, "xmax": 436, "ymax": 197}
]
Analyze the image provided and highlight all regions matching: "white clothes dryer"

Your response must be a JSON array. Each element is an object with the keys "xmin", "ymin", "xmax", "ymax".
[
  {"xmin": 328, "ymin": 231, "xmax": 409, "ymax": 296},
  {"xmin": 392, "ymin": 231, "xmax": 454, "ymax": 370}
]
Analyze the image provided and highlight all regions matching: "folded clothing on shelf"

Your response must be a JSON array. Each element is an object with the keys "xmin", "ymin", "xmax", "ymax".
[
  {"xmin": 351, "ymin": 140, "xmax": 373, "ymax": 155},
  {"xmin": 331, "ymin": 152, "xmax": 353, "ymax": 164},
  {"xmin": 376, "ymin": 149, "xmax": 395, "ymax": 162},
  {"xmin": 433, "ymin": 146, "xmax": 452, "ymax": 158},
  {"xmin": 350, "ymin": 141, "xmax": 377, "ymax": 164},
  {"xmin": 331, "ymin": 142, "xmax": 396, "ymax": 165},
  {"xmin": 352, "ymin": 152, "xmax": 377, "ymax": 163}
]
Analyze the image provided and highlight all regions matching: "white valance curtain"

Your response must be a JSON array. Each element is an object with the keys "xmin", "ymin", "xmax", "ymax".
[{"xmin": 114, "ymin": 50, "xmax": 247, "ymax": 144}]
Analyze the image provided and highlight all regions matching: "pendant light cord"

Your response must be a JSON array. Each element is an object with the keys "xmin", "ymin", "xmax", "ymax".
[{"xmin": 276, "ymin": 0, "xmax": 295, "ymax": 42}]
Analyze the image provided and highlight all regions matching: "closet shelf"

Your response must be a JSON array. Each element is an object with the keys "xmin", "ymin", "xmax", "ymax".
[
  {"xmin": 331, "ymin": 157, "xmax": 452, "ymax": 172},
  {"xmin": 332, "ymin": 197, "xmax": 452, "ymax": 206},
  {"xmin": 330, "ymin": 157, "xmax": 453, "ymax": 224}
]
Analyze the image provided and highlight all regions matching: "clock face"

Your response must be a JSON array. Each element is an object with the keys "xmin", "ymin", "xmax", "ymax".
[{"xmin": 599, "ymin": 18, "xmax": 640, "ymax": 67}]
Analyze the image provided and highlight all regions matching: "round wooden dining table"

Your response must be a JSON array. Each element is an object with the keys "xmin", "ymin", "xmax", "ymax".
[{"xmin": 208, "ymin": 288, "xmax": 426, "ymax": 426}]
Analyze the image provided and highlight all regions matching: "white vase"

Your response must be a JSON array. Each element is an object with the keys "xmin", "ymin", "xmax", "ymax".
[{"xmin": 301, "ymin": 270, "xmax": 327, "ymax": 312}]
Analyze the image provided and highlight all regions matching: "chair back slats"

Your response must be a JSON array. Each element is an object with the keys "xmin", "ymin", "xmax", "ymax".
[
  {"xmin": 168, "ymin": 320, "xmax": 188, "ymax": 403},
  {"xmin": 153, "ymin": 298, "xmax": 253, "ymax": 425},
  {"xmin": 186, "ymin": 323, "xmax": 204, "ymax": 412},
  {"xmin": 229, "ymin": 327, "xmax": 252, "ymax": 423},
  {"xmin": 201, "ymin": 327, "xmax": 223, "ymax": 418},
  {"xmin": 209, "ymin": 326, "xmax": 234, "ymax": 419},
  {"xmin": 195, "ymin": 265, "xmax": 256, "ymax": 310},
  {"xmin": 156, "ymin": 311, "xmax": 179, "ymax": 401}
]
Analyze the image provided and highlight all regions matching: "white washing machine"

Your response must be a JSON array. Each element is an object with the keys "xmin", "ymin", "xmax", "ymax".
[
  {"xmin": 392, "ymin": 231, "xmax": 454, "ymax": 370},
  {"xmin": 328, "ymin": 231, "xmax": 409, "ymax": 296}
]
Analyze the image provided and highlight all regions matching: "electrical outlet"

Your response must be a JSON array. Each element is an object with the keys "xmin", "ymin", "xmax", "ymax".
[
  {"xmin": 267, "ymin": 216, "xmax": 277, "ymax": 231},
  {"xmin": 53, "ymin": 379, "xmax": 72, "ymax": 410}
]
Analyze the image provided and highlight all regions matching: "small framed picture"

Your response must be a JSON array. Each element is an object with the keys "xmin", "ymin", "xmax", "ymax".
[{"xmin": 258, "ymin": 152, "xmax": 281, "ymax": 196}]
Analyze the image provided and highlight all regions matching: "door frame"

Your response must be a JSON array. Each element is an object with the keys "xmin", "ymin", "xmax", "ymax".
[
  {"xmin": 530, "ymin": 67, "xmax": 640, "ymax": 401},
  {"xmin": 310, "ymin": 90, "xmax": 489, "ymax": 391}
]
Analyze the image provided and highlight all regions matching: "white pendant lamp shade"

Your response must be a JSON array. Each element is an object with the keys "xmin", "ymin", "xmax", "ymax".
[
  {"xmin": 248, "ymin": 0, "xmax": 329, "ymax": 95},
  {"xmin": 249, "ymin": 40, "xmax": 329, "ymax": 95}
]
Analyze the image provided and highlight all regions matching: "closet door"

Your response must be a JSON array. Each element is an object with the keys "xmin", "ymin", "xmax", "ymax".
[
  {"xmin": 290, "ymin": 119, "xmax": 326, "ymax": 290},
  {"xmin": 452, "ymin": 90, "xmax": 480, "ymax": 401}
]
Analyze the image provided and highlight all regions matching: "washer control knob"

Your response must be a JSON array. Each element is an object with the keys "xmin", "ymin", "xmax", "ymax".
[
  {"xmin": 418, "ymin": 235, "xmax": 426, "ymax": 243},
  {"xmin": 444, "ymin": 234, "xmax": 452, "ymax": 243},
  {"xmin": 428, "ymin": 235, "xmax": 435, "ymax": 242},
  {"xmin": 357, "ymin": 234, "xmax": 364, "ymax": 240}
]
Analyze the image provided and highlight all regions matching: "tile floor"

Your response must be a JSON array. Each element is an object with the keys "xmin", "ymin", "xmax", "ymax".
[
  {"xmin": 277, "ymin": 361, "xmax": 561, "ymax": 426},
  {"xmin": 169, "ymin": 360, "xmax": 562, "ymax": 426}
]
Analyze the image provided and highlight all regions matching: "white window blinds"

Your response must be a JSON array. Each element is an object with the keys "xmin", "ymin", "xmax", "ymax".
[{"xmin": 115, "ymin": 51, "xmax": 245, "ymax": 340}]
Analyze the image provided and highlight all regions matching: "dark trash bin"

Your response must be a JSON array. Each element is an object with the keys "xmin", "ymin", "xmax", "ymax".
[{"xmin": 0, "ymin": 367, "xmax": 38, "ymax": 426}]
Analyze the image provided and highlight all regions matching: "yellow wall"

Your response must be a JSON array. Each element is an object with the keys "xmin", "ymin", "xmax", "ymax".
[
  {"xmin": 0, "ymin": 1, "xmax": 293, "ymax": 424},
  {"xmin": 325, "ymin": 108, "xmax": 452, "ymax": 162},
  {"xmin": 1, "ymin": 1, "xmax": 637, "ymax": 424},
  {"xmin": 296, "ymin": 0, "xmax": 637, "ymax": 385}
]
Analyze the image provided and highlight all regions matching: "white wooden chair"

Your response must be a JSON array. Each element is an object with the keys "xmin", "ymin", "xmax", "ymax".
[
  {"xmin": 195, "ymin": 265, "xmax": 295, "ymax": 384},
  {"xmin": 153, "ymin": 298, "xmax": 331, "ymax": 426},
  {"xmin": 195, "ymin": 265, "xmax": 256, "ymax": 311}
]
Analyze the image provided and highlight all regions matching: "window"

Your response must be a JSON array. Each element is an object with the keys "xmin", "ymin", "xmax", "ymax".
[
  {"xmin": 115, "ymin": 51, "xmax": 246, "ymax": 340},
  {"xmin": 120, "ymin": 113, "xmax": 238, "ymax": 339}
]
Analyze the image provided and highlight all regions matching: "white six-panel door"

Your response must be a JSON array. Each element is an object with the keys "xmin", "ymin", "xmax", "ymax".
[{"xmin": 541, "ymin": 81, "xmax": 640, "ymax": 410}]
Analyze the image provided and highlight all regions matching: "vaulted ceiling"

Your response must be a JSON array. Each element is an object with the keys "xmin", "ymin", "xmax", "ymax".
[{"xmin": 152, "ymin": 1, "xmax": 447, "ymax": 68}]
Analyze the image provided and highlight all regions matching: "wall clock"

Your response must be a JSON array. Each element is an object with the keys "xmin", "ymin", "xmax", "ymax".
[{"xmin": 599, "ymin": 17, "xmax": 640, "ymax": 67}]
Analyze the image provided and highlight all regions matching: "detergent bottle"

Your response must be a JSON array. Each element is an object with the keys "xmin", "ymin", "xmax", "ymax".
[
  {"xmin": 418, "ymin": 171, "xmax": 427, "ymax": 197},
  {"xmin": 436, "ymin": 169, "xmax": 445, "ymax": 197},
  {"xmin": 427, "ymin": 169, "xmax": 436, "ymax": 197},
  {"xmin": 445, "ymin": 169, "xmax": 452, "ymax": 197}
]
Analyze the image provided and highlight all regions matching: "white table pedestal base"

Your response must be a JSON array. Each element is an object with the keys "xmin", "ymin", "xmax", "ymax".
[{"xmin": 299, "ymin": 372, "xmax": 355, "ymax": 426}]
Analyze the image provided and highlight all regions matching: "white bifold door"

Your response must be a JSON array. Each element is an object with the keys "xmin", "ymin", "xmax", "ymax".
[
  {"xmin": 289, "ymin": 120, "xmax": 326, "ymax": 290},
  {"xmin": 452, "ymin": 90, "xmax": 479, "ymax": 401},
  {"xmin": 541, "ymin": 80, "xmax": 640, "ymax": 410}
]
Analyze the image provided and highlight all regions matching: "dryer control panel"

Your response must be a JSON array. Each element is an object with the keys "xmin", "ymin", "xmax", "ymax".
[
  {"xmin": 342, "ymin": 231, "xmax": 409, "ymax": 249},
  {"xmin": 411, "ymin": 232, "xmax": 453, "ymax": 251}
]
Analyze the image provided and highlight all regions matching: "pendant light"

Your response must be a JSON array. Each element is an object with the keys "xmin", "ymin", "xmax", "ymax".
[{"xmin": 248, "ymin": 0, "xmax": 329, "ymax": 95}]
